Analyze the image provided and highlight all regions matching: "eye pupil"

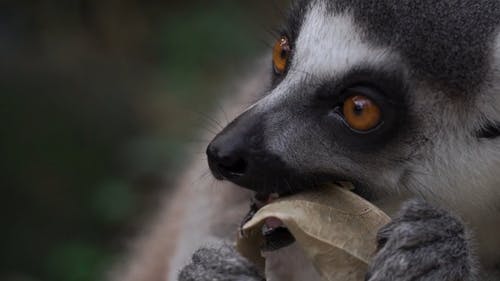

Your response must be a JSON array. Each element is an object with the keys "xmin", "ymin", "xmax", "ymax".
[
  {"xmin": 342, "ymin": 94, "xmax": 382, "ymax": 131},
  {"xmin": 280, "ymin": 50, "xmax": 287, "ymax": 59},
  {"xmin": 353, "ymin": 102, "xmax": 364, "ymax": 115}
]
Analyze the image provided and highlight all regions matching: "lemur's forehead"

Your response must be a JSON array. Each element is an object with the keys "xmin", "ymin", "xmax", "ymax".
[
  {"xmin": 289, "ymin": 0, "xmax": 500, "ymax": 92},
  {"xmin": 291, "ymin": 2, "xmax": 395, "ymax": 79}
]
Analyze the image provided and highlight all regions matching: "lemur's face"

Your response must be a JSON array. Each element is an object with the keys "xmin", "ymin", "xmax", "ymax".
[{"xmin": 207, "ymin": 0, "xmax": 500, "ymax": 208}]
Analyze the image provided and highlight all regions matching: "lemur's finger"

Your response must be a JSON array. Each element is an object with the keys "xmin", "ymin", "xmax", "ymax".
[{"xmin": 178, "ymin": 243, "xmax": 264, "ymax": 281}]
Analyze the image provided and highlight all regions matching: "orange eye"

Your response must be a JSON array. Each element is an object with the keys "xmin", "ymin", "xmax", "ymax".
[
  {"xmin": 342, "ymin": 95, "xmax": 382, "ymax": 131},
  {"xmin": 273, "ymin": 36, "xmax": 291, "ymax": 74}
]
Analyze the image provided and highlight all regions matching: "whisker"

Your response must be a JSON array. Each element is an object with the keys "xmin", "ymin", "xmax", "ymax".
[
  {"xmin": 214, "ymin": 100, "xmax": 230, "ymax": 126},
  {"xmin": 192, "ymin": 110, "xmax": 225, "ymax": 131}
]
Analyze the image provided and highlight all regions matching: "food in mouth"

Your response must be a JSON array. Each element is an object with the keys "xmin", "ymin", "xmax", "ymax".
[
  {"xmin": 236, "ymin": 184, "xmax": 391, "ymax": 281},
  {"xmin": 240, "ymin": 193, "xmax": 296, "ymax": 252}
]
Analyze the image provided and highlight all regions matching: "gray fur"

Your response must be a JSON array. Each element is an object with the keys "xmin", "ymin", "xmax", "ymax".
[
  {"xmin": 367, "ymin": 200, "xmax": 478, "ymax": 281},
  {"xmin": 178, "ymin": 242, "xmax": 263, "ymax": 281}
]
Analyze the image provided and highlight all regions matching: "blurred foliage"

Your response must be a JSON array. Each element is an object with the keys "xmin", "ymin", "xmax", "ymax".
[{"xmin": 0, "ymin": 1, "xmax": 288, "ymax": 281}]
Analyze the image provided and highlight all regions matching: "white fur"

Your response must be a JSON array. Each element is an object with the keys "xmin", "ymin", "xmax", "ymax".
[{"xmin": 256, "ymin": 2, "xmax": 400, "ymax": 112}]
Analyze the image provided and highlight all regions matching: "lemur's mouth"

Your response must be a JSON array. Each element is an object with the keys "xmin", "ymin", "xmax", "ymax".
[{"xmin": 240, "ymin": 193, "xmax": 296, "ymax": 252}]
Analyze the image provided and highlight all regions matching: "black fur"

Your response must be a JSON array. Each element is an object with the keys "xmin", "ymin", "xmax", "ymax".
[
  {"xmin": 477, "ymin": 122, "xmax": 500, "ymax": 139},
  {"xmin": 286, "ymin": 0, "xmax": 500, "ymax": 94},
  {"xmin": 284, "ymin": 0, "xmax": 310, "ymax": 43}
]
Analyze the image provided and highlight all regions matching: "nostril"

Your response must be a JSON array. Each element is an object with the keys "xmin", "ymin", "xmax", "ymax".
[
  {"xmin": 206, "ymin": 143, "xmax": 248, "ymax": 180},
  {"xmin": 218, "ymin": 157, "xmax": 247, "ymax": 177}
]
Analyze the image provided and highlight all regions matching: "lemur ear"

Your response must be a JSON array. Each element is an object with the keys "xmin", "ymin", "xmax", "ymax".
[{"xmin": 476, "ymin": 122, "xmax": 500, "ymax": 139}]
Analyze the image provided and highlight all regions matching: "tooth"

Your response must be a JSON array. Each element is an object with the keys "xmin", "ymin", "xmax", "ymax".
[
  {"xmin": 262, "ymin": 224, "xmax": 272, "ymax": 235},
  {"xmin": 267, "ymin": 193, "xmax": 280, "ymax": 203}
]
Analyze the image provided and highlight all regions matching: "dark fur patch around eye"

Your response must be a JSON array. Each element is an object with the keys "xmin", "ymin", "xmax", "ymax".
[{"xmin": 476, "ymin": 122, "xmax": 500, "ymax": 139}]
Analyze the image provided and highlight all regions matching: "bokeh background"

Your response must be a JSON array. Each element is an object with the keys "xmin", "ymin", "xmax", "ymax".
[{"xmin": 0, "ymin": 1, "xmax": 287, "ymax": 281}]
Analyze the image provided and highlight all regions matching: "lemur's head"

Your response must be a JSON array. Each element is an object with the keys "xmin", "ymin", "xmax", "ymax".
[{"xmin": 207, "ymin": 0, "xmax": 500, "ymax": 212}]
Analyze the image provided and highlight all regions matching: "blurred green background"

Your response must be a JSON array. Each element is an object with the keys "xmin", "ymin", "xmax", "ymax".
[{"xmin": 0, "ymin": 1, "xmax": 287, "ymax": 280}]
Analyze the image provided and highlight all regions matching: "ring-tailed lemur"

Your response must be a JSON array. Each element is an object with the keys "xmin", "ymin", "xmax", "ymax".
[{"xmin": 111, "ymin": 0, "xmax": 500, "ymax": 280}]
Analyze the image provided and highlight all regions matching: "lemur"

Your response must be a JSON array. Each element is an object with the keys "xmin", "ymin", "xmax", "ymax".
[{"xmin": 111, "ymin": 0, "xmax": 500, "ymax": 280}]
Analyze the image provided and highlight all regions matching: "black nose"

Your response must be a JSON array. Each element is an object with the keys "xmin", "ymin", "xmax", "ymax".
[
  {"xmin": 206, "ymin": 143, "xmax": 248, "ymax": 181},
  {"xmin": 205, "ymin": 110, "xmax": 286, "ymax": 193}
]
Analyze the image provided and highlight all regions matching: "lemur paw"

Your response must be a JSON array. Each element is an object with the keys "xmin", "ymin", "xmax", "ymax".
[
  {"xmin": 178, "ymin": 242, "xmax": 264, "ymax": 281},
  {"xmin": 366, "ymin": 200, "xmax": 477, "ymax": 281}
]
